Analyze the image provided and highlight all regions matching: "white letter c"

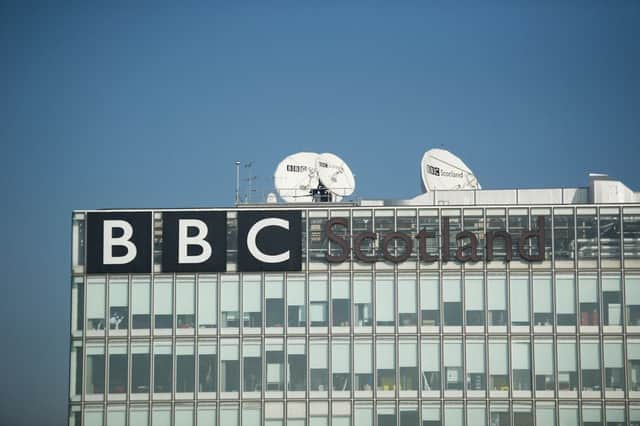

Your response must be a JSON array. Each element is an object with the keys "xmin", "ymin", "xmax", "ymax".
[{"xmin": 247, "ymin": 218, "xmax": 290, "ymax": 263}]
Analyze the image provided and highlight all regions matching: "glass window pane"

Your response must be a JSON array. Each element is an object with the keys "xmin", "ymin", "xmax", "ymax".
[
  {"xmin": 624, "ymin": 212, "xmax": 640, "ymax": 259},
  {"xmin": 154, "ymin": 342, "xmax": 172, "ymax": 393},
  {"xmin": 376, "ymin": 275, "xmax": 394, "ymax": 326},
  {"xmin": 398, "ymin": 274, "xmax": 417, "ymax": 326},
  {"xmin": 198, "ymin": 275, "xmax": 217, "ymax": 329},
  {"xmin": 87, "ymin": 277, "xmax": 105, "ymax": 330},
  {"xmin": 556, "ymin": 274, "xmax": 576, "ymax": 326},
  {"xmin": 466, "ymin": 341, "xmax": 485, "ymax": 391},
  {"xmin": 443, "ymin": 340, "xmax": 462, "ymax": 390},
  {"xmin": 309, "ymin": 275, "xmax": 328, "ymax": 327},
  {"xmin": 221, "ymin": 276, "xmax": 239, "ymax": 327},
  {"xmin": 604, "ymin": 341, "xmax": 624, "ymax": 391},
  {"xmin": 580, "ymin": 340, "xmax": 601, "ymax": 391},
  {"xmin": 287, "ymin": 339, "xmax": 306, "ymax": 392},
  {"xmin": 628, "ymin": 340, "xmax": 640, "ymax": 392},
  {"xmin": 625, "ymin": 275, "xmax": 640, "ymax": 325},
  {"xmin": 465, "ymin": 275, "xmax": 484, "ymax": 326},
  {"xmin": 265, "ymin": 274, "xmax": 284, "ymax": 327},
  {"xmin": 176, "ymin": 276, "xmax": 195, "ymax": 329},
  {"xmin": 176, "ymin": 343, "xmax": 195, "ymax": 392},
  {"xmin": 86, "ymin": 344, "xmax": 105, "ymax": 394},
  {"xmin": 557, "ymin": 340, "xmax": 577, "ymax": 391},
  {"xmin": 510, "ymin": 275, "xmax": 530, "ymax": 326},
  {"xmin": 109, "ymin": 276, "xmax": 128, "ymax": 330},
  {"xmin": 243, "ymin": 340, "xmax": 261, "ymax": 392},
  {"xmin": 512, "ymin": 340, "xmax": 531, "ymax": 390},
  {"xmin": 443, "ymin": 275, "xmax": 462, "ymax": 326},
  {"xmin": 420, "ymin": 274, "xmax": 439, "ymax": 326},
  {"xmin": 600, "ymin": 213, "xmax": 621, "ymax": 260},
  {"xmin": 243, "ymin": 274, "xmax": 262, "ymax": 328},
  {"xmin": 534, "ymin": 340, "xmax": 554, "ymax": 391},
  {"xmin": 533, "ymin": 274, "xmax": 553, "ymax": 326},
  {"xmin": 489, "ymin": 341, "xmax": 508, "ymax": 390},
  {"xmin": 287, "ymin": 275, "xmax": 305, "ymax": 328},
  {"xmin": 154, "ymin": 276, "xmax": 172, "ymax": 329},
  {"xmin": 399, "ymin": 340, "xmax": 418, "ymax": 390},
  {"xmin": 132, "ymin": 276, "xmax": 151, "ymax": 329},
  {"xmin": 488, "ymin": 274, "xmax": 507, "ymax": 326},
  {"xmin": 376, "ymin": 339, "xmax": 395, "ymax": 391},
  {"xmin": 310, "ymin": 340, "xmax": 328, "ymax": 391},
  {"xmin": 108, "ymin": 344, "xmax": 127, "ymax": 394},
  {"xmin": 354, "ymin": 340, "xmax": 373, "ymax": 391},
  {"xmin": 266, "ymin": 339, "xmax": 284, "ymax": 391},
  {"xmin": 198, "ymin": 341, "xmax": 217, "ymax": 393},
  {"xmin": 220, "ymin": 340, "xmax": 239, "ymax": 392},
  {"xmin": 421, "ymin": 338, "xmax": 440, "ymax": 391},
  {"xmin": 332, "ymin": 339, "xmax": 350, "ymax": 391},
  {"xmin": 331, "ymin": 275, "xmax": 350, "ymax": 327},
  {"xmin": 131, "ymin": 342, "xmax": 150, "ymax": 394}
]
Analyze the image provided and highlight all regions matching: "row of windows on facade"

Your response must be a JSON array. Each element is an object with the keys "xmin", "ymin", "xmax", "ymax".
[
  {"xmin": 75, "ymin": 274, "xmax": 640, "ymax": 332},
  {"xmin": 73, "ymin": 208, "xmax": 640, "ymax": 266},
  {"xmin": 71, "ymin": 336, "xmax": 640, "ymax": 398},
  {"xmin": 72, "ymin": 401, "xmax": 639, "ymax": 426}
]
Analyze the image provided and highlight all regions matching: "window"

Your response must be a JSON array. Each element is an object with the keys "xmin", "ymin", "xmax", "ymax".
[
  {"xmin": 376, "ymin": 274, "xmax": 395, "ymax": 327},
  {"xmin": 421, "ymin": 338, "xmax": 440, "ymax": 392},
  {"xmin": 375, "ymin": 210, "xmax": 394, "ymax": 257},
  {"xmin": 602, "ymin": 274, "xmax": 622, "ymax": 325},
  {"xmin": 444, "ymin": 404, "xmax": 464, "ymax": 426},
  {"xmin": 85, "ymin": 344, "xmax": 105, "ymax": 395},
  {"xmin": 354, "ymin": 275, "xmax": 372, "ymax": 326},
  {"xmin": 153, "ymin": 341, "xmax": 172, "ymax": 393},
  {"xmin": 600, "ymin": 212, "xmax": 621, "ymax": 260},
  {"xmin": 376, "ymin": 339, "xmax": 395, "ymax": 391},
  {"xmin": 309, "ymin": 275, "xmax": 328, "ymax": 327},
  {"xmin": 220, "ymin": 404, "xmax": 239, "ymax": 426},
  {"xmin": 398, "ymin": 274, "xmax": 417, "ymax": 326},
  {"xmin": 532, "ymin": 274, "xmax": 553, "ymax": 326},
  {"xmin": 198, "ymin": 341, "xmax": 217, "ymax": 393},
  {"xmin": 109, "ymin": 276, "xmax": 128, "ymax": 330},
  {"xmin": 467, "ymin": 404, "xmax": 486, "ymax": 426},
  {"xmin": 511, "ymin": 340, "xmax": 531, "ymax": 391},
  {"xmin": 554, "ymin": 211, "xmax": 575, "ymax": 260},
  {"xmin": 354, "ymin": 339, "xmax": 373, "ymax": 391},
  {"xmin": 625, "ymin": 275, "xmax": 640, "ymax": 326},
  {"xmin": 556, "ymin": 274, "xmax": 576, "ymax": 326},
  {"xmin": 196, "ymin": 402, "xmax": 216, "ymax": 426},
  {"xmin": 287, "ymin": 275, "xmax": 305, "ymax": 328},
  {"xmin": 265, "ymin": 275, "xmax": 284, "ymax": 327},
  {"xmin": 579, "ymin": 274, "xmax": 599, "ymax": 325},
  {"xmin": 242, "ymin": 274, "xmax": 261, "ymax": 328},
  {"xmin": 377, "ymin": 403, "xmax": 396, "ymax": 426},
  {"xmin": 422, "ymin": 403, "xmax": 441, "ymax": 426},
  {"xmin": 130, "ymin": 406, "xmax": 149, "ymax": 426},
  {"xmin": 464, "ymin": 213, "xmax": 485, "ymax": 258},
  {"xmin": 534, "ymin": 340, "xmax": 554, "ymax": 391},
  {"xmin": 197, "ymin": 275, "xmax": 217, "ymax": 329},
  {"xmin": 487, "ymin": 274, "xmax": 507, "ymax": 326},
  {"xmin": 557, "ymin": 340, "xmax": 577, "ymax": 391},
  {"xmin": 399, "ymin": 340, "xmax": 418, "ymax": 391},
  {"xmin": 489, "ymin": 340, "xmax": 508, "ymax": 391},
  {"xmin": 108, "ymin": 343, "xmax": 127, "ymax": 394},
  {"xmin": 87, "ymin": 277, "xmax": 105, "ymax": 330},
  {"xmin": 604, "ymin": 341, "xmax": 624, "ymax": 391},
  {"xmin": 221, "ymin": 276, "xmax": 239, "ymax": 328},
  {"xmin": 577, "ymin": 213, "xmax": 598, "ymax": 260},
  {"xmin": 628, "ymin": 340, "xmax": 640, "ymax": 392},
  {"xmin": 176, "ymin": 342, "xmax": 195, "ymax": 393},
  {"xmin": 331, "ymin": 275, "xmax": 350, "ymax": 327},
  {"xmin": 242, "ymin": 340, "xmax": 261, "ymax": 393},
  {"xmin": 131, "ymin": 342, "xmax": 149, "ymax": 394},
  {"xmin": 332, "ymin": 339, "xmax": 350, "ymax": 391},
  {"xmin": 509, "ymin": 212, "xmax": 528, "ymax": 260},
  {"xmin": 154, "ymin": 276, "xmax": 172, "ymax": 329},
  {"xmin": 465, "ymin": 275, "xmax": 484, "ymax": 326},
  {"xmin": 489, "ymin": 403, "xmax": 509, "ymax": 426},
  {"xmin": 354, "ymin": 402, "xmax": 373, "ymax": 426},
  {"xmin": 242, "ymin": 403, "xmax": 261, "ymax": 426},
  {"xmin": 606, "ymin": 405, "xmax": 626, "ymax": 426},
  {"xmin": 220, "ymin": 340, "xmax": 239, "ymax": 392},
  {"xmin": 420, "ymin": 274, "xmax": 439, "ymax": 326},
  {"xmin": 443, "ymin": 340, "xmax": 462, "ymax": 391},
  {"xmin": 175, "ymin": 405, "xmax": 193, "ymax": 426},
  {"xmin": 558, "ymin": 405, "xmax": 578, "ymax": 426},
  {"xmin": 510, "ymin": 275, "xmax": 529, "ymax": 326},
  {"xmin": 176, "ymin": 276, "xmax": 195, "ymax": 329},
  {"xmin": 287, "ymin": 338, "xmax": 306, "ymax": 392},
  {"xmin": 580, "ymin": 340, "xmax": 601, "ymax": 392},
  {"xmin": 443, "ymin": 275, "xmax": 462, "ymax": 326},
  {"xmin": 624, "ymin": 211, "xmax": 640, "ymax": 259},
  {"xmin": 399, "ymin": 403, "xmax": 418, "ymax": 426},
  {"xmin": 466, "ymin": 340, "xmax": 485, "ymax": 391},
  {"xmin": 486, "ymin": 212, "xmax": 507, "ymax": 260},
  {"xmin": 310, "ymin": 339, "xmax": 328, "ymax": 392},
  {"xmin": 132, "ymin": 276, "xmax": 151, "ymax": 329},
  {"xmin": 265, "ymin": 339, "xmax": 284, "ymax": 391},
  {"xmin": 582, "ymin": 404, "xmax": 602, "ymax": 426},
  {"xmin": 535, "ymin": 404, "xmax": 556, "ymax": 426}
]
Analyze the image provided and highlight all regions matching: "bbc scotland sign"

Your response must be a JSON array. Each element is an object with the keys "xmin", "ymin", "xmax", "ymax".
[{"xmin": 85, "ymin": 210, "xmax": 545, "ymax": 274}]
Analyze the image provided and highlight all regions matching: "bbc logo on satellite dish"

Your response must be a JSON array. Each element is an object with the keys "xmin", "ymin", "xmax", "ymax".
[{"xmin": 85, "ymin": 211, "xmax": 302, "ymax": 273}]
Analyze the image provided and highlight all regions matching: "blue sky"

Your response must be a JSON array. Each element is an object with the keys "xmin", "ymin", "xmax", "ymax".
[{"xmin": 1, "ymin": 2, "xmax": 639, "ymax": 424}]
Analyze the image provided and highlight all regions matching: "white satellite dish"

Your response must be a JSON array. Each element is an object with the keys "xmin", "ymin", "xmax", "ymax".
[
  {"xmin": 274, "ymin": 152, "xmax": 320, "ymax": 202},
  {"xmin": 317, "ymin": 152, "xmax": 356, "ymax": 201},
  {"xmin": 420, "ymin": 148, "xmax": 481, "ymax": 192}
]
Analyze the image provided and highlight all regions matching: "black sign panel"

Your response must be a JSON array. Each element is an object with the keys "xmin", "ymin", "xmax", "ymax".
[
  {"xmin": 162, "ymin": 211, "xmax": 227, "ymax": 272},
  {"xmin": 237, "ymin": 211, "xmax": 302, "ymax": 272},
  {"xmin": 86, "ymin": 212, "xmax": 152, "ymax": 273}
]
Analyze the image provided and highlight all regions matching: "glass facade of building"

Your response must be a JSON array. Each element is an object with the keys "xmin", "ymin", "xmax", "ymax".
[{"xmin": 70, "ymin": 205, "xmax": 640, "ymax": 425}]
